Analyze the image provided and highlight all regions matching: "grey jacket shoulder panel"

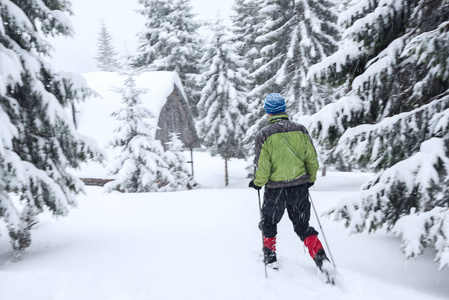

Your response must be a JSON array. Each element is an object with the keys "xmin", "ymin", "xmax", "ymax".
[{"xmin": 256, "ymin": 120, "xmax": 309, "ymax": 147}]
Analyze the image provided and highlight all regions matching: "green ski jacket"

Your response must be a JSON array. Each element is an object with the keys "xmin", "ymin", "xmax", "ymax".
[{"xmin": 253, "ymin": 114, "xmax": 319, "ymax": 188}]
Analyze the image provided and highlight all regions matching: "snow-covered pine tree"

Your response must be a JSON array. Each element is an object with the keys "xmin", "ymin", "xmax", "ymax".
[
  {"xmin": 133, "ymin": 0, "xmax": 173, "ymax": 70},
  {"xmin": 305, "ymin": 0, "xmax": 449, "ymax": 269},
  {"xmin": 162, "ymin": 132, "xmax": 191, "ymax": 191},
  {"xmin": 284, "ymin": 0, "xmax": 339, "ymax": 118},
  {"xmin": 95, "ymin": 21, "xmax": 120, "ymax": 72},
  {"xmin": 196, "ymin": 19, "xmax": 249, "ymax": 186},
  {"xmin": 244, "ymin": 0, "xmax": 291, "ymax": 141},
  {"xmin": 231, "ymin": 0, "xmax": 265, "ymax": 149},
  {"xmin": 231, "ymin": 0, "xmax": 264, "ymax": 80},
  {"xmin": 242, "ymin": 0, "xmax": 339, "ymax": 163},
  {"xmin": 0, "ymin": 0, "xmax": 100, "ymax": 252},
  {"xmin": 105, "ymin": 73, "xmax": 170, "ymax": 193},
  {"xmin": 133, "ymin": 0, "xmax": 201, "ymax": 113}
]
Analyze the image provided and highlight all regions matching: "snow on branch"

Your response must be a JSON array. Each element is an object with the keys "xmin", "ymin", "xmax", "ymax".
[
  {"xmin": 309, "ymin": 0, "xmax": 410, "ymax": 85},
  {"xmin": 296, "ymin": 94, "xmax": 365, "ymax": 144},
  {"xmin": 307, "ymin": 44, "xmax": 363, "ymax": 79},
  {"xmin": 31, "ymin": 0, "xmax": 73, "ymax": 36},
  {"xmin": 394, "ymin": 207, "xmax": 449, "ymax": 270},
  {"xmin": 343, "ymin": 0, "xmax": 404, "ymax": 39},
  {"xmin": 7, "ymin": 151, "xmax": 79, "ymax": 216},
  {"xmin": 329, "ymin": 138, "xmax": 449, "ymax": 234},
  {"xmin": 338, "ymin": 0, "xmax": 375, "ymax": 27},
  {"xmin": 335, "ymin": 95, "xmax": 449, "ymax": 170},
  {"xmin": 1, "ymin": 1, "xmax": 34, "ymax": 30},
  {"xmin": 352, "ymin": 35, "xmax": 408, "ymax": 92},
  {"xmin": 0, "ymin": 109, "xmax": 17, "ymax": 153},
  {"xmin": 0, "ymin": 190, "xmax": 21, "ymax": 238},
  {"xmin": 402, "ymin": 21, "xmax": 449, "ymax": 82},
  {"xmin": 362, "ymin": 138, "xmax": 449, "ymax": 198},
  {"xmin": 0, "ymin": 44, "xmax": 23, "ymax": 95}
]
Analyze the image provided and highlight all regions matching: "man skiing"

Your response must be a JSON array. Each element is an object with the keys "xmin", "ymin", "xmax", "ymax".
[{"xmin": 249, "ymin": 93, "xmax": 335, "ymax": 283}]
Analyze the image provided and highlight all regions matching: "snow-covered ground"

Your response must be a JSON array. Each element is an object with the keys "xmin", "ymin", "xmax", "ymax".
[{"xmin": 1, "ymin": 152, "xmax": 448, "ymax": 300}]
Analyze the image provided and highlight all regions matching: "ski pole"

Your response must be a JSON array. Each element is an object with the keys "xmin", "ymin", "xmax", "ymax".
[
  {"xmin": 309, "ymin": 193, "xmax": 336, "ymax": 268},
  {"xmin": 258, "ymin": 189, "xmax": 268, "ymax": 278}
]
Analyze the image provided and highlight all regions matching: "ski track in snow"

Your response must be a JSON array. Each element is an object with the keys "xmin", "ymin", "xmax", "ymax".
[{"xmin": 0, "ymin": 153, "xmax": 448, "ymax": 300}]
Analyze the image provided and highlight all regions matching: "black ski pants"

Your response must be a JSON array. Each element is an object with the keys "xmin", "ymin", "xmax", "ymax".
[{"xmin": 261, "ymin": 184, "xmax": 318, "ymax": 241}]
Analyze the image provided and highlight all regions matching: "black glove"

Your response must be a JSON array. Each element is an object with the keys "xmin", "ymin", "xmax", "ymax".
[
  {"xmin": 249, "ymin": 180, "xmax": 262, "ymax": 190},
  {"xmin": 307, "ymin": 182, "xmax": 315, "ymax": 188}
]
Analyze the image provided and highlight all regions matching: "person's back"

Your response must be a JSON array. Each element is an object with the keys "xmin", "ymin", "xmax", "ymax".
[{"xmin": 254, "ymin": 113, "xmax": 318, "ymax": 188}]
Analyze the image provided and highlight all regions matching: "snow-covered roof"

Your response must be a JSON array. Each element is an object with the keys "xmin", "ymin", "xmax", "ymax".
[
  {"xmin": 76, "ymin": 71, "xmax": 186, "ymax": 148},
  {"xmin": 72, "ymin": 71, "xmax": 187, "ymax": 178}
]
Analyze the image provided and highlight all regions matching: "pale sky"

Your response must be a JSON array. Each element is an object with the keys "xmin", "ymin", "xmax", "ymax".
[{"xmin": 49, "ymin": 0, "xmax": 234, "ymax": 74}]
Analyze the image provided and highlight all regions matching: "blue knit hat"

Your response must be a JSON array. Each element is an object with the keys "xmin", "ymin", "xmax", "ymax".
[{"xmin": 264, "ymin": 93, "xmax": 286, "ymax": 114}]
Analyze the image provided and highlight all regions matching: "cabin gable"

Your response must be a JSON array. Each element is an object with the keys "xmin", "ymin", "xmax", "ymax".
[{"xmin": 156, "ymin": 86, "xmax": 200, "ymax": 149}]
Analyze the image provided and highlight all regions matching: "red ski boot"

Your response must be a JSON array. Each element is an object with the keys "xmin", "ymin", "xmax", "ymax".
[
  {"xmin": 263, "ymin": 237, "xmax": 278, "ymax": 270},
  {"xmin": 304, "ymin": 235, "xmax": 336, "ymax": 284}
]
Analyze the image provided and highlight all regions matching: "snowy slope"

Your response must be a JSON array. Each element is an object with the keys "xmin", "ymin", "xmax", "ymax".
[{"xmin": 0, "ymin": 152, "xmax": 448, "ymax": 300}]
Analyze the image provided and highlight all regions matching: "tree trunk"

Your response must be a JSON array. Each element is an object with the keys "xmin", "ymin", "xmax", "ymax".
[
  {"xmin": 190, "ymin": 147, "xmax": 194, "ymax": 178},
  {"xmin": 322, "ymin": 165, "xmax": 327, "ymax": 177},
  {"xmin": 71, "ymin": 102, "xmax": 77, "ymax": 129},
  {"xmin": 225, "ymin": 156, "xmax": 229, "ymax": 187}
]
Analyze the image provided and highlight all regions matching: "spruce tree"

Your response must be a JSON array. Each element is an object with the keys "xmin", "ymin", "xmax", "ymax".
[
  {"xmin": 133, "ymin": 0, "xmax": 201, "ymax": 112},
  {"xmin": 231, "ymin": 0, "xmax": 265, "ymax": 149},
  {"xmin": 305, "ymin": 0, "xmax": 449, "ymax": 269},
  {"xmin": 241, "ymin": 0, "xmax": 339, "ymax": 159},
  {"xmin": 231, "ymin": 0, "xmax": 264, "ymax": 78},
  {"xmin": 241, "ymin": 0, "xmax": 292, "ymax": 150},
  {"xmin": 196, "ymin": 19, "xmax": 249, "ymax": 186},
  {"xmin": 95, "ymin": 21, "xmax": 120, "ymax": 72},
  {"xmin": 283, "ymin": 0, "xmax": 339, "ymax": 117},
  {"xmin": 247, "ymin": 0, "xmax": 291, "ymax": 101},
  {"xmin": 0, "ymin": 0, "xmax": 100, "ymax": 253},
  {"xmin": 105, "ymin": 73, "xmax": 170, "ymax": 193},
  {"xmin": 162, "ymin": 132, "xmax": 191, "ymax": 191}
]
